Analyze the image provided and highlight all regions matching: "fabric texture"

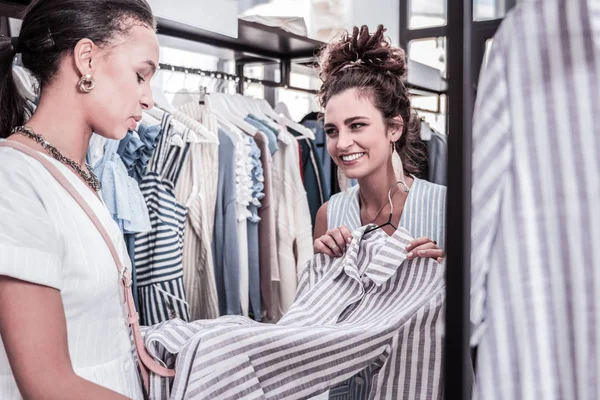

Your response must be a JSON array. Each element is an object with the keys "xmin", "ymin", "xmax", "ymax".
[
  {"xmin": 174, "ymin": 139, "xmax": 220, "ymax": 320},
  {"xmin": 470, "ymin": 1, "xmax": 600, "ymax": 399},
  {"xmin": 144, "ymin": 224, "xmax": 445, "ymax": 400},
  {"xmin": 271, "ymin": 135, "xmax": 314, "ymax": 318},
  {"xmin": 92, "ymin": 138, "xmax": 151, "ymax": 234},
  {"xmin": 212, "ymin": 129, "xmax": 241, "ymax": 316},
  {"xmin": 254, "ymin": 131, "xmax": 277, "ymax": 321},
  {"xmin": 326, "ymin": 176, "xmax": 446, "ymax": 399},
  {"xmin": 0, "ymin": 144, "xmax": 143, "ymax": 399},
  {"xmin": 290, "ymin": 128, "xmax": 329, "ymax": 229},
  {"xmin": 134, "ymin": 114, "xmax": 191, "ymax": 326},
  {"xmin": 246, "ymin": 136, "xmax": 265, "ymax": 321}
]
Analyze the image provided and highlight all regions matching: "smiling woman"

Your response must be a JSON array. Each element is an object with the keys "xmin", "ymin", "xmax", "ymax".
[
  {"xmin": 0, "ymin": 0, "xmax": 159, "ymax": 399},
  {"xmin": 313, "ymin": 25, "xmax": 445, "ymax": 262},
  {"xmin": 311, "ymin": 25, "xmax": 448, "ymax": 399}
]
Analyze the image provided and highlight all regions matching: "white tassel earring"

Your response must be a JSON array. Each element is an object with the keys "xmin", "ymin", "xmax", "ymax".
[{"xmin": 391, "ymin": 141, "xmax": 408, "ymax": 190}]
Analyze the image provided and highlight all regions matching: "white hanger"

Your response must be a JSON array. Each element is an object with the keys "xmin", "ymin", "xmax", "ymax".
[
  {"xmin": 141, "ymin": 112, "xmax": 159, "ymax": 126},
  {"xmin": 208, "ymin": 93, "xmax": 257, "ymax": 136},
  {"xmin": 256, "ymin": 98, "xmax": 315, "ymax": 140}
]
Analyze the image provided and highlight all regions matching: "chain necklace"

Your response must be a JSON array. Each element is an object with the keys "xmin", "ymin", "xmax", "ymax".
[
  {"xmin": 359, "ymin": 186, "xmax": 398, "ymax": 223},
  {"xmin": 11, "ymin": 126, "xmax": 102, "ymax": 192}
]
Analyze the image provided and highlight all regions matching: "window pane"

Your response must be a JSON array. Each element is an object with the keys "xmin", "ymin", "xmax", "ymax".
[
  {"xmin": 408, "ymin": 37, "xmax": 447, "ymax": 75},
  {"xmin": 415, "ymin": 95, "xmax": 447, "ymax": 135},
  {"xmin": 409, "ymin": 0, "xmax": 447, "ymax": 29},
  {"xmin": 474, "ymin": 0, "xmax": 509, "ymax": 21}
]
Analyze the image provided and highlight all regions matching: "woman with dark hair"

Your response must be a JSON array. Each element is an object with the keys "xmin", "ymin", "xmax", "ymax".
[
  {"xmin": 313, "ymin": 25, "xmax": 446, "ymax": 264},
  {"xmin": 0, "ymin": 0, "xmax": 159, "ymax": 398}
]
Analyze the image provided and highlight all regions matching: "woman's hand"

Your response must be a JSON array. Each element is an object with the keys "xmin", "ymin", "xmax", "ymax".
[
  {"xmin": 313, "ymin": 226, "xmax": 353, "ymax": 257},
  {"xmin": 406, "ymin": 237, "xmax": 445, "ymax": 264}
]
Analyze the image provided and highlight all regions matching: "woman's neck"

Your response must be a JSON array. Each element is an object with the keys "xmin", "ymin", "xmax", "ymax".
[
  {"xmin": 357, "ymin": 165, "xmax": 407, "ymax": 209},
  {"xmin": 21, "ymin": 91, "xmax": 93, "ymax": 166}
]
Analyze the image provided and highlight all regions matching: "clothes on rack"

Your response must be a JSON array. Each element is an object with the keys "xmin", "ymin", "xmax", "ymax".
[
  {"xmin": 134, "ymin": 113, "xmax": 191, "ymax": 326},
  {"xmin": 420, "ymin": 121, "xmax": 447, "ymax": 186},
  {"xmin": 301, "ymin": 112, "xmax": 358, "ymax": 197},
  {"xmin": 117, "ymin": 124, "xmax": 163, "ymax": 310},
  {"xmin": 269, "ymin": 128, "xmax": 313, "ymax": 318},
  {"xmin": 470, "ymin": 1, "xmax": 600, "ymax": 399},
  {"xmin": 173, "ymin": 126, "xmax": 220, "ymax": 321},
  {"xmin": 254, "ymin": 131, "xmax": 277, "ymax": 321},
  {"xmin": 246, "ymin": 136, "xmax": 265, "ymax": 321},
  {"xmin": 290, "ymin": 128, "xmax": 329, "ymax": 228},
  {"xmin": 90, "ymin": 138, "xmax": 151, "ymax": 235},
  {"xmin": 212, "ymin": 129, "xmax": 242, "ymax": 316},
  {"xmin": 144, "ymin": 224, "xmax": 445, "ymax": 400}
]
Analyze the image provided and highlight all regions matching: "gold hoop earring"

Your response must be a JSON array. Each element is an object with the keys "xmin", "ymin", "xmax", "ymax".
[{"xmin": 78, "ymin": 73, "xmax": 95, "ymax": 93}]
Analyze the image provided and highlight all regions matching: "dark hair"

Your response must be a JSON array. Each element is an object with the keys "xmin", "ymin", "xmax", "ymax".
[
  {"xmin": 317, "ymin": 24, "xmax": 427, "ymax": 177},
  {"xmin": 0, "ymin": 0, "xmax": 156, "ymax": 138}
]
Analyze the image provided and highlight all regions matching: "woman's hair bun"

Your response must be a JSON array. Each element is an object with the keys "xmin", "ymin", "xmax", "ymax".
[{"xmin": 318, "ymin": 24, "xmax": 408, "ymax": 83}]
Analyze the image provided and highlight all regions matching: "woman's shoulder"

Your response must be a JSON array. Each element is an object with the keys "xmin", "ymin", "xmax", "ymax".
[
  {"xmin": 413, "ymin": 177, "xmax": 446, "ymax": 198},
  {"xmin": 328, "ymin": 185, "xmax": 359, "ymax": 206}
]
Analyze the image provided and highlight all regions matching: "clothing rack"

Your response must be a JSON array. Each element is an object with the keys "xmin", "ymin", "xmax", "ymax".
[{"xmin": 157, "ymin": 62, "xmax": 319, "ymax": 95}]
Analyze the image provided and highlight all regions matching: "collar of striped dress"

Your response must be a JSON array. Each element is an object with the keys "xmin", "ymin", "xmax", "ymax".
[{"xmin": 333, "ymin": 224, "xmax": 413, "ymax": 287}]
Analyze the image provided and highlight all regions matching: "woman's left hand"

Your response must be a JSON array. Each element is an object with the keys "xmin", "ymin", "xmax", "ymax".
[{"xmin": 406, "ymin": 237, "xmax": 445, "ymax": 264}]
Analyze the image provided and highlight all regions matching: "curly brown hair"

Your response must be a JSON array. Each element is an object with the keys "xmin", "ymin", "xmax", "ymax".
[{"xmin": 317, "ymin": 24, "xmax": 427, "ymax": 177}]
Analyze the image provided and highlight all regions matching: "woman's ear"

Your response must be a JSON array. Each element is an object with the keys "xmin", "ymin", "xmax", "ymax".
[
  {"xmin": 388, "ymin": 115, "xmax": 404, "ymax": 142},
  {"xmin": 73, "ymin": 38, "xmax": 97, "ymax": 77}
]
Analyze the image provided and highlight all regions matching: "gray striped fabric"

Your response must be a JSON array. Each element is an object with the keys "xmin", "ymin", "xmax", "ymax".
[
  {"xmin": 470, "ymin": 0, "xmax": 600, "ymax": 399},
  {"xmin": 174, "ymin": 139, "xmax": 220, "ymax": 320},
  {"xmin": 327, "ymin": 177, "xmax": 446, "ymax": 399},
  {"xmin": 327, "ymin": 177, "xmax": 446, "ymax": 250},
  {"xmin": 134, "ymin": 114, "xmax": 191, "ymax": 325},
  {"xmin": 144, "ymin": 225, "xmax": 445, "ymax": 399}
]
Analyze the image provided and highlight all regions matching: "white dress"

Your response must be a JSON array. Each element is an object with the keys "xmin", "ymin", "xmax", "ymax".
[{"xmin": 0, "ymin": 145, "xmax": 143, "ymax": 399}]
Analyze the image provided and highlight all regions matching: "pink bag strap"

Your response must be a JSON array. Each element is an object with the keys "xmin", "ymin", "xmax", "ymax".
[{"xmin": 0, "ymin": 141, "xmax": 175, "ymax": 394}]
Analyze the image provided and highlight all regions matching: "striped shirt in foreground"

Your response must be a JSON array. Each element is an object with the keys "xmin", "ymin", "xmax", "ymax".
[
  {"xmin": 145, "ymin": 225, "xmax": 445, "ymax": 399},
  {"xmin": 470, "ymin": 0, "xmax": 600, "ymax": 399}
]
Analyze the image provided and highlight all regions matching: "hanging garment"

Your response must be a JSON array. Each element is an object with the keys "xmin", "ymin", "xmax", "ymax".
[
  {"xmin": 228, "ymin": 130, "xmax": 254, "ymax": 317},
  {"xmin": 253, "ymin": 131, "xmax": 277, "ymax": 321},
  {"xmin": 245, "ymin": 115, "xmax": 279, "ymax": 155},
  {"xmin": 302, "ymin": 118, "xmax": 332, "ymax": 200},
  {"xmin": 212, "ymin": 129, "xmax": 242, "ymax": 316},
  {"xmin": 118, "ymin": 125, "xmax": 163, "ymax": 184},
  {"xmin": 471, "ymin": 1, "xmax": 600, "ymax": 399},
  {"xmin": 246, "ymin": 136, "xmax": 265, "ymax": 321},
  {"xmin": 144, "ymin": 224, "xmax": 445, "ymax": 400},
  {"xmin": 0, "ymin": 142, "xmax": 144, "ymax": 399},
  {"xmin": 271, "ymin": 135, "xmax": 314, "ymax": 318},
  {"xmin": 420, "ymin": 122, "xmax": 447, "ymax": 186},
  {"xmin": 174, "ymin": 139, "xmax": 220, "ymax": 320},
  {"xmin": 134, "ymin": 114, "xmax": 191, "ymax": 326},
  {"xmin": 174, "ymin": 101, "xmax": 221, "ymax": 320},
  {"xmin": 290, "ymin": 128, "xmax": 329, "ymax": 228},
  {"xmin": 117, "ymin": 124, "xmax": 163, "ymax": 310},
  {"xmin": 91, "ymin": 138, "xmax": 151, "ymax": 234}
]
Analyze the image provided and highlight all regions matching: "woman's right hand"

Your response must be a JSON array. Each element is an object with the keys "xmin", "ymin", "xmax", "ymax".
[{"xmin": 313, "ymin": 226, "xmax": 353, "ymax": 257}]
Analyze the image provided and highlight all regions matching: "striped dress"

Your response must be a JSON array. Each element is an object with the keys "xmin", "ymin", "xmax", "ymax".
[
  {"xmin": 471, "ymin": 0, "xmax": 600, "ymax": 399},
  {"xmin": 145, "ymin": 224, "xmax": 445, "ymax": 400},
  {"xmin": 326, "ymin": 177, "xmax": 446, "ymax": 399},
  {"xmin": 134, "ymin": 113, "xmax": 191, "ymax": 326}
]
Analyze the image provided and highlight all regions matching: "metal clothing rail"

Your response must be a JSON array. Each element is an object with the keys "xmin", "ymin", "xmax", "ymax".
[{"xmin": 157, "ymin": 62, "xmax": 319, "ymax": 95}]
